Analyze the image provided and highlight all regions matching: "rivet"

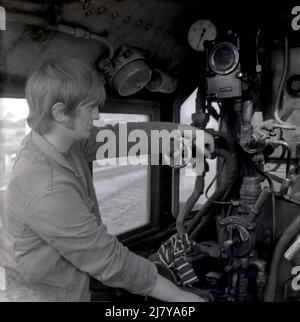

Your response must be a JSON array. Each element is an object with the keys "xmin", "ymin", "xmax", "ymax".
[
  {"xmin": 155, "ymin": 26, "xmax": 162, "ymax": 33},
  {"xmin": 135, "ymin": 19, "xmax": 143, "ymax": 27},
  {"xmin": 112, "ymin": 12, "xmax": 119, "ymax": 19},
  {"xmin": 83, "ymin": 0, "xmax": 91, "ymax": 10},
  {"xmin": 85, "ymin": 10, "xmax": 92, "ymax": 16},
  {"xmin": 98, "ymin": 7, "xmax": 106, "ymax": 14},
  {"xmin": 123, "ymin": 16, "xmax": 130, "ymax": 24},
  {"xmin": 145, "ymin": 23, "xmax": 152, "ymax": 31}
]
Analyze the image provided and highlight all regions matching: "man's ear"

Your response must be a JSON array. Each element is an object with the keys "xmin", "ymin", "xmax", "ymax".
[{"xmin": 51, "ymin": 102, "xmax": 68, "ymax": 123}]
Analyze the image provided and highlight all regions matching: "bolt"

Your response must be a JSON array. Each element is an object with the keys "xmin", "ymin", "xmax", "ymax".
[
  {"xmin": 98, "ymin": 7, "xmax": 106, "ymax": 14},
  {"xmin": 85, "ymin": 10, "xmax": 92, "ymax": 16},
  {"xmin": 83, "ymin": 0, "xmax": 91, "ymax": 10},
  {"xmin": 145, "ymin": 23, "xmax": 152, "ymax": 31},
  {"xmin": 56, "ymin": 16, "xmax": 63, "ymax": 23},
  {"xmin": 224, "ymin": 239, "xmax": 234, "ymax": 247},
  {"xmin": 123, "ymin": 16, "xmax": 130, "ymax": 24},
  {"xmin": 135, "ymin": 19, "xmax": 143, "ymax": 27},
  {"xmin": 155, "ymin": 26, "xmax": 162, "ymax": 33},
  {"xmin": 112, "ymin": 12, "xmax": 119, "ymax": 19}
]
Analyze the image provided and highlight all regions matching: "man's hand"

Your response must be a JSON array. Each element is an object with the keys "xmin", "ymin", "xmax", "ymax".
[
  {"xmin": 149, "ymin": 273, "xmax": 208, "ymax": 302},
  {"xmin": 177, "ymin": 124, "xmax": 215, "ymax": 159},
  {"xmin": 173, "ymin": 289, "xmax": 207, "ymax": 302}
]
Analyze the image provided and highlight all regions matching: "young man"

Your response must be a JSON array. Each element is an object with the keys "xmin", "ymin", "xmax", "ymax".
[{"xmin": 0, "ymin": 57, "xmax": 214, "ymax": 301}]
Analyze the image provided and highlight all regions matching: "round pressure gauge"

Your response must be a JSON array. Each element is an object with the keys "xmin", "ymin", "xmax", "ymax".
[{"xmin": 188, "ymin": 19, "xmax": 217, "ymax": 51}]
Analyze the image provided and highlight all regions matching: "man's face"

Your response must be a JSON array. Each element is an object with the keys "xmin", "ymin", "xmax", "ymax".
[{"xmin": 70, "ymin": 101, "xmax": 100, "ymax": 140}]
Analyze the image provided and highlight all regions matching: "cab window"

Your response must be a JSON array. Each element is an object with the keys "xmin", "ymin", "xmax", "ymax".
[
  {"xmin": 93, "ymin": 113, "xmax": 151, "ymax": 235},
  {"xmin": 0, "ymin": 98, "xmax": 30, "ymax": 226}
]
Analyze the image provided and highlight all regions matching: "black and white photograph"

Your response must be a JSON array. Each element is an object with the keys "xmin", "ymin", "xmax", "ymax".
[{"xmin": 0, "ymin": 0, "xmax": 300, "ymax": 308}]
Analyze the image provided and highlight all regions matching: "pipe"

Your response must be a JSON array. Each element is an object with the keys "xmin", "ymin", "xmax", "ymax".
[
  {"xmin": 6, "ymin": 12, "xmax": 47, "ymax": 27},
  {"xmin": 195, "ymin": 81, "xmax": 206, "ymax": 116},
  {"xmin": 6, "ymin": 12, "xmax": 115, "ymax": 59},
  {"xmin": 250, "ymin": 186, "xmax": 272, "ymax": 218},
  {"xmin": 255, "ymin": 167, "xmax": 276, "ymax": 247},
  {"xmin": 176, "ymin": 174, "xmax": 205, "ymax": 234},
  {"xmin": 0, "ymin": 0, "xmax": 52, "ymax": 14},
  {"xmin": 188, "ymin": 148, "xmax": 238, "ymax": 240},
  {"xmin": 276, "ymin": 140, "xmax": 292, "ymax": 178},
  {"xmin": 205, "ymin": 160, "xmax": 232, "ymax": 205},
  {"xmin": 192, "ymin": 80, "xmax": 208, "ymax": 130},
  {"xmin": 273, "ymin": 36, "xmax": 296, "ymax": 130},
  {"xmin": 264, "ymin": 214, "xmax": 300, "ymax": 302},
  {"xmin": 242, "ymin": 100, "xmax": 253, "ymax": 124},
  {"xmin": 250, "ymin": 259, "xmax": 266, "ymax": 302}
]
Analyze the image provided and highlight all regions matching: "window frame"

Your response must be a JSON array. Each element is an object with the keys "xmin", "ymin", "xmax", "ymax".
[
  {"xmin": 97, "ymin": 97, "xmax": 161, "ymax": 245},
  {"xmin": 172, "ymin": 91, "xmax": 219, "ymax": 218},
  {"xmin": 172, "ymin": 93, "xmax": 190, "ymax": 218}
]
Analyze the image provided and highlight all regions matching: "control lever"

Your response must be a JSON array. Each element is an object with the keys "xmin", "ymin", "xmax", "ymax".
[{"xmin": 284, "ymin": 235, "xmax": 300, "ymax": 261}]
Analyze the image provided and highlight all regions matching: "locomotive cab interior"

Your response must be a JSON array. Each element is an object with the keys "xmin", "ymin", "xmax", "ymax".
[{"xmin": 1, "ymin": 0, "xmax": 300, "ymax": 302}]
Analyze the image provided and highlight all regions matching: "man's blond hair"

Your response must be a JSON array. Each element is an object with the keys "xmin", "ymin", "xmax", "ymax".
[{"xmin": 25, "ymin": 56, "xmax": 106, "ymax": 133}]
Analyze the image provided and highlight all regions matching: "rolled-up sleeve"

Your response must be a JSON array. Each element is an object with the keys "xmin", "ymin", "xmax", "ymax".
[{"xmin": 24, "ymin": 187, "xmax": 158, "ymax": 296}]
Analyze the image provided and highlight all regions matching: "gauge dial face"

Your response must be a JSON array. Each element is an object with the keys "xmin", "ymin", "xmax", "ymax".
[{"xmin": 188, "ymin": 19, "xmax": 217, "ymax": 51}]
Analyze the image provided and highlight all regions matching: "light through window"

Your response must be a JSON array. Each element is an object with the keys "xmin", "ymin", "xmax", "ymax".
[
  {"xmin": 93, "ymin": 114, "xmax": 151, "ymax": 236},
  {"xmin": 0, "ymin": 98, "xmax": 30, "ymax": 226}
]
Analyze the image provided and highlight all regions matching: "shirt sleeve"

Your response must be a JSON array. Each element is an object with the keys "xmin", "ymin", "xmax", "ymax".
[
  {"xmin": 24, "ymin": 187, "xmax": 158, "ymax": 296},
  {"xmin": 79, "ymin": 121, "xmax": 181, "ymax": 162}
]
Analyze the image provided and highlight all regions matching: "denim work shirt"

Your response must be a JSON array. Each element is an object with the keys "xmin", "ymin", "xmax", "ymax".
[{"xmin": 0, "ymin": 122, "xmax": 180, "ymax": 301}]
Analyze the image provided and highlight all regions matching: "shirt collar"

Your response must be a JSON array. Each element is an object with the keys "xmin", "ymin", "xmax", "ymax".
[{"xmin": 31, "ymin": 131, "xmax": 82, "ymax": 177}]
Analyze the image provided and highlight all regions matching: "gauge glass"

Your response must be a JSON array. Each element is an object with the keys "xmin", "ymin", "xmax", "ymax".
[{"xmin": 188, "ymin": 19, "xmax": 217, "ymax": 51}]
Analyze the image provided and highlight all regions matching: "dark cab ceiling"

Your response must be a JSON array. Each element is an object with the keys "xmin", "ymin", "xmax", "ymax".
[{"xmin": 0, "ymin": 0, "xmax": 297, "ymax": 97}]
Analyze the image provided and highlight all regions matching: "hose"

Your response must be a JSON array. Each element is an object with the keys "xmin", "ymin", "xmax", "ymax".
[
  {"xmin": 267, "ymin": 143, "xmax": 287, "ymax": 173},
  {"xmin": 276, "ymin": 141, "xmax": 292, "ymax": 179},
  {"xmin": 255, "ymin": 166, "xmax": 276, "ymax": 247},
  {"xmin": 6, "ymin": 12, "xmax": 115, "ymax": 59},
  {"xmin": 176, "ymin": 174, "xmax": 205, "ymax": 234},
  {"xmin": 195, "ymin": 83, "xmax": 206, "ymax": 116},
  {"xmin": 1, "ymin": 0, "xmax": 51, "ymax": 14},
  {"xmin": 192, "ymin": 82, "xmax": 209, "ymax": 130},
  {"xmin": 205, "ymin": 160, "xmax": 232, "ymax": 205},
  {"xmin": 273, "ymin": 35, "xmax": 296, "ymax": 130},
  {"xmin": 264, "ymin": 214, "xmax": 300, "ymax": 302},
  {"xmin": 188, "ymin": 148, "xmax": 238, "ymax": 240}
]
